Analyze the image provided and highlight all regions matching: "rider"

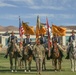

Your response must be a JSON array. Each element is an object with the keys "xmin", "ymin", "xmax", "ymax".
[
  {"xmin": 40, "ymin": 34, "xmax": 46, "ymax": 44},
  {"xmin": 4, "ymin": 31, "xmax": 21, "ymax": 58},
  {"xmin": 51, "ymin": 34, "xmax": 64, "ymax": 58},
  {"xmin": 23, "ymin": 34, "xmax": 31, "ymax": 46},
  {"xmin": 65, "ymin": 30, "xmax": 76, "ymax": 59}
]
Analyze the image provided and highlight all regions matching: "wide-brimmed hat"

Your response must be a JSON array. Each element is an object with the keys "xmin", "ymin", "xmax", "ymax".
[{"xmin": 25, "ymin": 34, "xmax": 30, "ymax": 36}]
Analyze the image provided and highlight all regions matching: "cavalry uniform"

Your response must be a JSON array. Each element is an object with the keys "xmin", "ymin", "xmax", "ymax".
[
  {"xmin": 4, "ymin": 35, "xmax": 20, "ymax": 58},
  {"xmin": 33, "ymin": 43, "xmax": 45, "ymax": 74},
  {"xmin": 23, "ymin": 35, "xmax": 31, "ymax": 47},
  {"xmin": 66, "ymin": 32, "xmax": 76, "ymax": 59},
  {"xmin": 51, "ymin": 34, "xmax": 64, "ymax": 58},
  {"xmin": 40, "ymin": 36, "xmax": 46, "ymax": 44}
]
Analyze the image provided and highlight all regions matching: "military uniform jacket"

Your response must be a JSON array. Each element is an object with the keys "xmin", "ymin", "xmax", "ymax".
[
  {"xmin": 7, "ymin": 35, "xmax": 18, "ymax": 45},
  {"xmin": 68, "ymin": 35, "xmax": 76, "ymax": 47},
  {"xmin": 23, "ymin": 38, "xmax": 31, "ymax": 46},
  {"xmin": 68, "ymin": 35, "xmax": 75, "ymax": 43},
  {"xmin": 40, "ymin": 37, "xmax": 46, "ymax": 44},
  {"xmin": 33, "ymin": 44, "xmax": 45, "ymax": 59}
]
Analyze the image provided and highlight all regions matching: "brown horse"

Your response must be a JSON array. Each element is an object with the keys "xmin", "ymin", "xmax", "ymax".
[
  {"xmin": 9, "ymin": 42, "xmax": 19, "ymax": 72},
  {"xmin": 21, "ymin": 44, "xmax": 33, "ymax": 72},
  {"xmin": 51, "ymin": 43, "xmax": 62, "ymax": 71}
]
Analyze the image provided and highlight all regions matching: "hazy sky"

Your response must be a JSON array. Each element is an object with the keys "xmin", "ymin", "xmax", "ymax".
[{"xmin": 0, "ymin": 0, "xmax": 76, "ymax": 27}]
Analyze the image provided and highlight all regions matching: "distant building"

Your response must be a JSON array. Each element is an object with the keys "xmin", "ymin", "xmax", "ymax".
[{"xmin": 0, "ymin": 29, "xmax": 76, "ymax": 47}]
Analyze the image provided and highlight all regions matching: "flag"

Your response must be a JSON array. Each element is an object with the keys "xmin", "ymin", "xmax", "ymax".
[
  {"xmin": 46, "ymin": 17, "xmax": 51, "ymax": 57},
  {"xmin": 39, "ymin": 26, "xmax": 46, "ymax": 35},
  {"xmin": 22, "ymin": 21, "xmax": 35, "ymax": 35},
  {"xmin": 19, "ymin": 17, "xmax": 24, "ymax": 37},
  {"xmin": 36, "ymin": 16, "xmax": 47, "ymax": 39},
  {"xmin": 52, "ymin": 24, "xmax": 66, "ymax": 36},
  {"xmin": 36, "ymin": 15, "xmax": 40, "ymax": 39},
  {"xmin": 39, "ymin": 23, "xmax": 47, "ymax": 35}
]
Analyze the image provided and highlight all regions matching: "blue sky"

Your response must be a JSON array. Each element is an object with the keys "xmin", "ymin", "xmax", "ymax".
[{"xmin": 0, "ymin": 0, "xmax": 76, "ymax": 27}]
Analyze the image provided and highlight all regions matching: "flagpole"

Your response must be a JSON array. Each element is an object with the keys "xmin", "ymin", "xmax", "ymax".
[
  {"xmin": 46, "ymin": 17, "xmax": 51, "ymax": 57},
  {"xmin": 19, "ymin": 16, "xmax": 23, "ymax": 47}
]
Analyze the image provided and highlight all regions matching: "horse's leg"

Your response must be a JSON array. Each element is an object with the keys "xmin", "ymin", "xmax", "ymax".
[
  {"xmin": 20, "ymin": 59, "xmax": 22, "ymax": 69},
  {"xmin": 15, "ymin": 57, "xmax": 17, "ymax": 72},
  {"xmin": 24, "ymin": 59, "xmax": 27, "ymax": 72},
  {"xmin": 42, "ymin": 58, "xmax": 46, "ymax": 70},
  {"xmin": 58, "ymin": 59, "xmax": 61, "ymax": 71},
  {"xmin": 71, "ymin": 59, "xmax": 74, "ymax": 72},
  {"xmin": 53, "ymin": 59, "xmax": 57, "ymax": 71},
  {"xmin": 28, "ymin": 60, "xmax": 31, "ymax": 72},
  {"xmin": 9, "ymin": 56, "xmax": 13, "ymax": 72},
  {"xmin": 75, "ymin": 59, "xmax": 76, "ymax": 71},
  {"xmin": 70, "ymin": 59, "xmax": 72, "ymax": 71},
  {"xmin": 74, "ymin": 59, "xmax": 75, "ymax": 72},
  {"xmin": 55, "ymin": 59, "xmax": 57, "ymax": 71}
]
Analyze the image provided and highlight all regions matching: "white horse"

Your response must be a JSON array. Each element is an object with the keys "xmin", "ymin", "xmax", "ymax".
[{"xmin": 69, "ymin": 41, "xmax": 76, "ymax": 72}]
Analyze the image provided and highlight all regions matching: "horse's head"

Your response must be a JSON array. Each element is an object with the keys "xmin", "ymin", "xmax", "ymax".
[
  {"xmin": 9, "ymin": 41, "xmax": 16, "ymax": 51},
  {"xmin": 24, "ymin": 44, "xmax": 33, "ymax": 55},
  {"xmin": 52, "ymin": 44, "xmax": 60, "ymax": 58},
  {"xmin": 69, "ymin": 43, "xmax": 74, "ymax": 52}
]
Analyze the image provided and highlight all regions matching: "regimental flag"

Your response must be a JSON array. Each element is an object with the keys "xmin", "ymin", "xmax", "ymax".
[
  {"xmin": 46, "ymin": 17, "xmax": 51, "ymax": 57},
  {"xmin": 52, "ymin": 24, "xmax": 66, "ymax": 36},
  {"xmin": 39, "ymin": 23, "xmax": 47, "ymax": 35},
  {"xmin": 22, "ymin": 21, "xmax": 35, "ymax": 35},
  {"xmin": 19, "ymin": 17, "xmax": 24, "ymax": 37}
]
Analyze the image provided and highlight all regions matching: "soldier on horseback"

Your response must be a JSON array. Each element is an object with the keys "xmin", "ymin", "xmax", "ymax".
[
  {"xmin": 40, "ymin": 34, "xmax": 46, "ymax": 44},
  {"xmin": 23, "ymin": 34, "xmax": 32, "ymax": 46},
  {"xmin": 4, "ymin": 31, "xmax": 21, "ymax": 58},
  {"xmin": 51, "ymin": 34, "xmax": 64, "ymax": 58},
  {"xmin": 65, "ymin": 30, "xmax": 76, "ymax": 59}
]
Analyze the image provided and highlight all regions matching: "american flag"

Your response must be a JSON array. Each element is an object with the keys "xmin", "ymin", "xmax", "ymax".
[{"xmin": 19, "ymin": 17, "xmax": 24, "ymax": 37}]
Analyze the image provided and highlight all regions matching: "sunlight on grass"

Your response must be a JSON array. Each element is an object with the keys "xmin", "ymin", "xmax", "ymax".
[{"xmin": 0, "ymin": 53, "xmax": 76, "ymax": 75}]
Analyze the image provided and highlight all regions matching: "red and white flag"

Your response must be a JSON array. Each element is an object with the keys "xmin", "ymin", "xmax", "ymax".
[{"xmin": 46, "ymin": 17, "xmax": 51, "ymax": 57}]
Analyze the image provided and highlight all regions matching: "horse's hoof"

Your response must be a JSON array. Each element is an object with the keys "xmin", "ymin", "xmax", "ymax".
[
  {"xmin": 24, "ymin": 70, "xmax": 27, "ymax": 72},
  {"xmin": 59, "ymin": 70, "xmax": 61, "ymax": 72},
  {"xmin": 71, "ymin": 69, "xmax": 74, "ymax": 72},
  {"xmin": 29, "ymin": 70, "xmax": 30, "ymax": 72},
  {"xmin": 11, "ymin": 70, "xmax": 14, "ymax": 72},
  {"xmin": 15, "ymin": 70, "xmax": 17, "ymax": 72},
  {"xmin": 55, "ymin": 70, "xmax": 57, "ymax": 72}
]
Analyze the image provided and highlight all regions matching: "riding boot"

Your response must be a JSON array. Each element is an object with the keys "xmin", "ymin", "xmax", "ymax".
[
  {"xmin": 4, "ymin": 54, "xmax": 8, "ymax": 58},
  {"xmin": 59, "ymin": 50, "xmax": 64, "ymax": 58},
  {"xmin": 4, "ymin": 51, "xmax": 9, "ymax": 58},
  {"xmin": 65, "ymin": 52, "xmax": 69, "ymax": 59},
  {"xmin": 4, "ymin": 46, "xmax": 11, "ymax": 58}
]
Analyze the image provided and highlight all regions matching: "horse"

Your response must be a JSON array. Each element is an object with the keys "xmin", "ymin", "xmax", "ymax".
[
  {"xmin": 69, "ymin": 41, "xmax": 76, "ymax": 72},
  {"xmin": 8, "ymin": 41, "xmax": 19, "ymax": 72},
  {"xmin": 21, "ymin": 44, "xmax": 33, "ymax": 72},
  {"xmin": 51, "ymin": 42, "xmax": 63, "ymax": 71}
]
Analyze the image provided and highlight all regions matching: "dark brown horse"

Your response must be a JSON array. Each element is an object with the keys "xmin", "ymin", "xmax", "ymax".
[
  {"xmin": 51, "ymin": 43, "xmax": 62, "ymax": 71},
  {"xmin": 9, "ymin": 42, "xmax": 19, "ymax": 72},
  {"xmin": 21, "ymin": 44, "xmax": 33, "ymax": 72}
]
